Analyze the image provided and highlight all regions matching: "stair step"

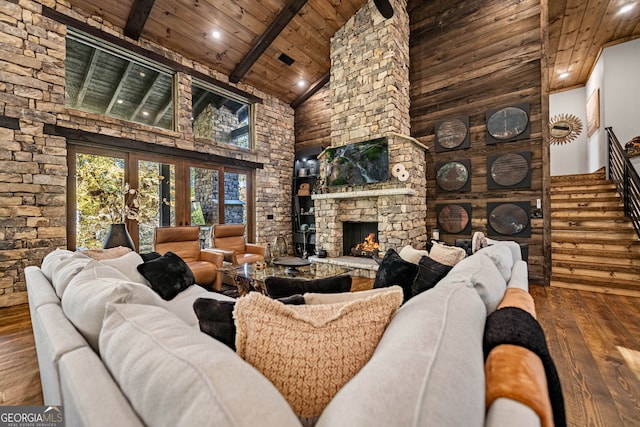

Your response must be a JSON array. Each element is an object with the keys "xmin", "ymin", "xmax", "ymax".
[
  {"xmin": 552, "ymin": 263, "xmax": 640, "ymax": 284},
  {"xmin": 551, "ymin": 274, "xmax": 640, "ymax": 297},
  {"xmin": 551, "ymin": 210, "xmax": 626, "ymax": 219},
  {"xmin": 552, "ymin": 251, "xmax": 640, "ymax": 267},
  {"xmin": 552, "ymin": 240, "xmax": 640, "ymax": 253},
  {"xmin": 551, "ymin": 230, "xmax": 639, "ymax": 240},
  {"xmin": 551, "ymin": 199, "xmax": 623, "ymax": 209},
  {"xmin": 551, "ymin": 220, "xmax": 636, "ymax": 231},
  {"xmin": 551, "ymin": 185, "xmax": 618, "ymax": 195},
  {"xmin": 551, "ymin": 169, "xmax": 606, "ymax": 184},
  {"xmin": 551, "ymin": 192, "xmax": 621, "ymax": 200}
]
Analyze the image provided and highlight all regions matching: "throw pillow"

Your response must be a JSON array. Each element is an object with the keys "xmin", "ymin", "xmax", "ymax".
[
  {"xmin": 372, "ymin": 248, "xmax": 419, "ymax": 302},
  {"xmin": 428, "ymin": 241, "xmax": 467, "ymax": 267},
  {"xmin": 194, "ymin": 294, "xmax": 306, "ymax": 350},
  {"xmin": 137, "ymin": 251, "xmax": 195, "ymax": 300},
  {"xmin": 264, "ymin": 274, "xmax": 352, "ymax": 299},
  {"xmin": 80, "ymin": 246, "xmax": 132, "ymax": 260},
  {"xmin": 398, "ymin": 245, "xmax": 430, "ymax": 265},
  {"xmin": 139, "ymin": 251, "xmax": 161, "ymax": 262},
  {"xmin": 234, "ymin": 287, "xmax": 403, "ymax": 421},
  {"xmin": 412, "ymin": 256, "xmax": 452, "ymax": 296},
  {"xmin": 193, "ymin": 298, "xmax": 237, "ymax": 350}
]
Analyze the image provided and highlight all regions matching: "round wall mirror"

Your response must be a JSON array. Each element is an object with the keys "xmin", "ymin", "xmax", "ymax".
[{"xmin": 549, "ymin": 113, "xmax": 583, "ymax": 145}]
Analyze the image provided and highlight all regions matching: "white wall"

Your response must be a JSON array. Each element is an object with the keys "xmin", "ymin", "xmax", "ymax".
[
  {"xmin": 549, "ymin": 87, "xmax": 589, "ymax": 176},
  {"xmin": 550, "ymin": 38, "xmax": 640, "ymax": 176}
]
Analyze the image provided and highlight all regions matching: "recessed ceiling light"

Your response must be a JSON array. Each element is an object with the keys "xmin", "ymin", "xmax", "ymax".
[
  {"xmin": 297, "ymin": 79, "xmax": 307, "ymax": 88},
  {"xmin": 139, "ymin": 71, "xmax": 146, "ymax": 77},
  {"xmin": 212, "ymin": 30, "xmax": 221, "ymax": 39},
  {"xmin": 559, "ymin": 72, "xmax": 570, "ymax": 79},
  {"xmin": 116, "ymin": 99, "xmax": 123, "ymax": 104},
  {"xmin": 142, "ymin": 111, "xmax": 149, "ymax": 117},
  {"xmin": 620, "ymin": 3, "xmax": 635, "ymax": 13}
]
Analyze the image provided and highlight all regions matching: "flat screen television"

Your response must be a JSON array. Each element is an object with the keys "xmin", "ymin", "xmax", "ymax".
[{"xmin": 324, "ymin": 137, "xmax": 389, "ymax": 186}]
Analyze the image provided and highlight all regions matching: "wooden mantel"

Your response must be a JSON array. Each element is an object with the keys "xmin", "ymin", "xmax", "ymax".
[{"xmin": 311, "ymin": 187, "xmax": 416, "ymax": 200}]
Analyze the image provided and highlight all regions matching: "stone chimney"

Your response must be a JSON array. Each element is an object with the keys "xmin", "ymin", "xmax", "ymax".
[{"xmin": 313, "ymin": 0, "xmax": 428, "ymax": 258}]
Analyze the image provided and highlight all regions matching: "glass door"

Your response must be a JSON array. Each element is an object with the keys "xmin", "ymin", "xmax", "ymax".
[
  {"xmin": 73, "ymin": 151, "xmax": 125, "ymax": 249},
  {"xmin": 190, "ymin": 166, "xmax": 219, "ymax": 248},
  {"xmin": 223, "ymin": 171, "xmax": 247, "ymax": 225},
  {"xmin": 134, "ymin": 160, "xmax": 176, "ymax": 252}
]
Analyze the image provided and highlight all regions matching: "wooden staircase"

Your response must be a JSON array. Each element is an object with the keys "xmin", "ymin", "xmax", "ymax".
[{"xmin": 551, "ymin": 168, "xmax": 640, "ymax": 296}]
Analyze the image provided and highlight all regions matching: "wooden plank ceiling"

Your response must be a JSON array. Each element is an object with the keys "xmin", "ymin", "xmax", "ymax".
[{"xmin": 66, "ymin": 0, "xmax": 640, "ymax": 105}]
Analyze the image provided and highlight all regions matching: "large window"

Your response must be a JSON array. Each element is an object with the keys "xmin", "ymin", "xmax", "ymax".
[
  {"xmin": 65, "ymin": 30, "xmax": 175, "ymax": 130},
  {"xmin": 68, "ymin": 145, "xmax": 254, "ymax": 251},
  {"xmin": 191, "ymin": 79, "xmax": 253, "ymax": 148}
]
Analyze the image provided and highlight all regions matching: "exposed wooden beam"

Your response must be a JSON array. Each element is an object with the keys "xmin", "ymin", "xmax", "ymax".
[
  {"xmin": 75, "ymin": 49, "xmax": 99, "ymax": 108},
  {"xmin": 290, "ymin": 71, "xmax": 329, "ymax": 109},
  {"xmin": 105, "ymin": 62, "xmax": 134, "ymax": 115},
  {"xmin": 130, "ymin": 72, "xmax": 163, "ymax": 121},
  {"xmin": 229, "ymin": 0, "xmax": 309, "ymax": 84},
  {"xmin": 124, "ymin": 0, "xmax": 156, "ymax": 40}
]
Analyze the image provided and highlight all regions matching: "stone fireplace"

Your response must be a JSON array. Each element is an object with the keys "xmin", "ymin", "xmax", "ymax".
[
  {"xmin": 312, "ymin": 0, "xmax": 427, "ymax": 261},
  {"xmin": 343, "ymin": 221, "xmax": 379, "ymax": 257}
]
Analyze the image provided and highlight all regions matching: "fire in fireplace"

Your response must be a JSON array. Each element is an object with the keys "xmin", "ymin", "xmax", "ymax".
[
  {"xmin": 343, "ymin": 221, "xmax": 379, "ymax": 257},
  {"xmin": 351, "ymin": 233, "xmax": 380, "ymax": 257}
]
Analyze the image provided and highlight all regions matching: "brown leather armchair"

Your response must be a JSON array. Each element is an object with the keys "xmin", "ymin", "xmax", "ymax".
[
  {"xmin": 154, "ymin": 226, "xmax": 224, "ymax": 290},
  {"xmin": 210, "ymin": 224, "xmax": 265, "ymax": 265}
]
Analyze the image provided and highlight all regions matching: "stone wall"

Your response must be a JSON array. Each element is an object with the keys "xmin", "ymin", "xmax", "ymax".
[
  {"xmin": 315, "ymin": 0, "xmax": 426, "ymax": 260},
  {"xmin": 0, "ymin": 0, "xmax": 294, "ymax": 307}
]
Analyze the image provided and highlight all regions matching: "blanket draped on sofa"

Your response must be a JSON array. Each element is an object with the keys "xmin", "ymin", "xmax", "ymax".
[{"xmin": 483, "ymin": 306, "xmax": 566, "ymax": 427}]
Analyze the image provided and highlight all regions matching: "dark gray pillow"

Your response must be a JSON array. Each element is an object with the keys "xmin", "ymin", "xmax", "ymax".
[
  {"xmin": 137, "ymin": 251, "xmax": 195, "ymax": 300},
  {"xmin": 373, "ymin": 248, "xmax": 419, "ymax": 302},
  {"xmin": 139, "ymin": 251, "xmax": 161, "ymax": 262},
  {"xmin": 264, "ymin": 274, "xmax": 352, "ymax": 299},
  {"xmin": 412, "ymin": 256, "xmax": 452, "ymax": 296}
]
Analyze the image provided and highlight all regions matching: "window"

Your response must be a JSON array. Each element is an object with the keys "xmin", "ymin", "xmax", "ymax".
[
  {"xmin": 191, "ymin": 79, "xmax": 253, "ymax": 149},
  {"xmin": 65, "ymin": 30, "xmax": 175, "ymax": 131},
  {"xmin": 68, "ymin": 144, "xmax": 255, "ymax": 251}
]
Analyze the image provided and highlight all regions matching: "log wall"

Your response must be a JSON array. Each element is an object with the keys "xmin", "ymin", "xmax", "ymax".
[
  {"xmin": 294, "ymin": 85, "xmax": 331, "ymax": 151},
  {"xmin": 409, "ymin": 0, "xmax": 549, "ymax": 283}
]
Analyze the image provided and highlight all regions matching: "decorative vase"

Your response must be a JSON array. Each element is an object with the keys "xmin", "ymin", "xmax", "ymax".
[
  {"xmin": 103, "ymin": 223, "xmax": 135, "ymax": 250},
  {"xmin": 264, "ymin": 243, "xmax": 273, "ymax": 265},
  {"xmin": 273, "ymin": 235, "xmax": 288, "ymax": 258}
]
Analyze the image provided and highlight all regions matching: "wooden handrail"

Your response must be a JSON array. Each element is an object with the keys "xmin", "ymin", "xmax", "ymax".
[{"xmin": 606, "ymin": 127, "xmax": 640, "ymax": 239}]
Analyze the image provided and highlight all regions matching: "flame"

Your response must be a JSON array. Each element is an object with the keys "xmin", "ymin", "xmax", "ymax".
[{"xmin": 354, "ymin": 233, "xmax": 380, "ymax": 252}]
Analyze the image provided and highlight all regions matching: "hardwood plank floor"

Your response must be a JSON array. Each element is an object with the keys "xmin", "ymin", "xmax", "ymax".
[{"xmin": 1, "ymin": 285, "xmax": 638, "ymax": 427}]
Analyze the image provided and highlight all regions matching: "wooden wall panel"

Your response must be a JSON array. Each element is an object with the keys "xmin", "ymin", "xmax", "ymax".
[
  {"xmin": 409, "ymin": 0, "xmax": 549, "ymax": 284},
  {"xmin": 294, "ymin": 84, "xmax": 331, "ymax": 151}
]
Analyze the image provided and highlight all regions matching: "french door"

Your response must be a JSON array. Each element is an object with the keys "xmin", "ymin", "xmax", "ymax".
[{"xmin": 68, "ymin": 144, "xmax": 254, "ymax": 251}]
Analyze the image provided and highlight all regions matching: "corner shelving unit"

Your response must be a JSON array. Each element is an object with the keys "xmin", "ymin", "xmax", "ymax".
[{"xmin": 292, "ymin": 147, "xmax": 321, "ymax": 257}]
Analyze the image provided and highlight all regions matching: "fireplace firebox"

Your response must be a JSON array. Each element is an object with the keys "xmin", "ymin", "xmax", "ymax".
[{"xmin": 343, "ymin": 221, "xmax": 379, "ymax": 257}]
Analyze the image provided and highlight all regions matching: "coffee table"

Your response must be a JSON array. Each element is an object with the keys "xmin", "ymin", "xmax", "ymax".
[{"xmin": 221, "ymin": 259, "xmax": 353, "ymax": 296}]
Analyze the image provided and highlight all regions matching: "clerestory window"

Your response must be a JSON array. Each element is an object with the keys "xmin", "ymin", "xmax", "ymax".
[{"xmin": 65, "ymin": 29, "xmax": 175, "ymax": 131}]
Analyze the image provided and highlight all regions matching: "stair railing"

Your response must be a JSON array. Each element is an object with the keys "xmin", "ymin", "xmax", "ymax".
[{"xmin": 607, "ymin": 127, "xmax": 640, "ymax": 239}]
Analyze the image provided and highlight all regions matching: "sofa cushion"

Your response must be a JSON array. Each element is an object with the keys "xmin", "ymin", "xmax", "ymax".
[
  {"xmin": 411, "ymin": 256, "xmax": 452, "ymax": 296},
  {"xmin": 137, "ymin": 251, "xmax": 195, "ymax": 300},
  {"xmin": 41, "ymin": 248, "xmax": 73, "ymax": 281},
  {"xmin": 428, "ymin": 241, "xmax": 467, "ymax": 266},
  {"xmin": 474, "ymin": 244, "xmax": 514, "ymax": 283},
  {"xmin": 100, "ymin": 251, "xmax": 150, "ymax": 286},
  {"xmin": 62, "ymin": 273, "xmax": 165, "ymax": 352},
  {"xmin": 264, "ymin": 274, "xmax": 352, "ymax": 299},
  {"xmin": 234, "ymin": 287, "xmax": 403, "ymax": 421},
  {"xmin": 45, "ymin": 251, "xmax": 91, "ymax": 298},
  {"xmin": 316, "ymin": 284, "xmax": 487, "ymax": 427},
  {"xmin": 372, "ymin": 248, "xmax": 419, "ymax": 302},
  {"xmin": 99, "ymin": 303, "xmax": 301, "ymax": 427},
  {"xmin": 437, "ymin": 253, "xmax": 507, "ymax": 315},
  {"xmin": 398, "ymin": 245, "xmax": 430, "ymax": 265}
]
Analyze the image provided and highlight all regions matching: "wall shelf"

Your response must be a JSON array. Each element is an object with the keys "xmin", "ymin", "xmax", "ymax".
[{"xmin": 312, "ymin": 187, "xmax": 416, "ymax": 200}]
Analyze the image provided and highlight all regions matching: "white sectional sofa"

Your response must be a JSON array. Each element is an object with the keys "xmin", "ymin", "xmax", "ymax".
[{"xmin": 25, "ymin": 242, "xmax": 545, "ymax": 427}]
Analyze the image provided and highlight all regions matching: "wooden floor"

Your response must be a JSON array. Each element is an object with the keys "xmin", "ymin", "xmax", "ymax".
[{"xmin": 1, "ymin": 285, "xmax": 639, "ymax": 426}]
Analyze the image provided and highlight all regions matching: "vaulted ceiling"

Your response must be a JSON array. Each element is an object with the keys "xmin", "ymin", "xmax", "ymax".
[{"xmin": 66, "ymin": 0, "xmax": 640, "ymax": 106}]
